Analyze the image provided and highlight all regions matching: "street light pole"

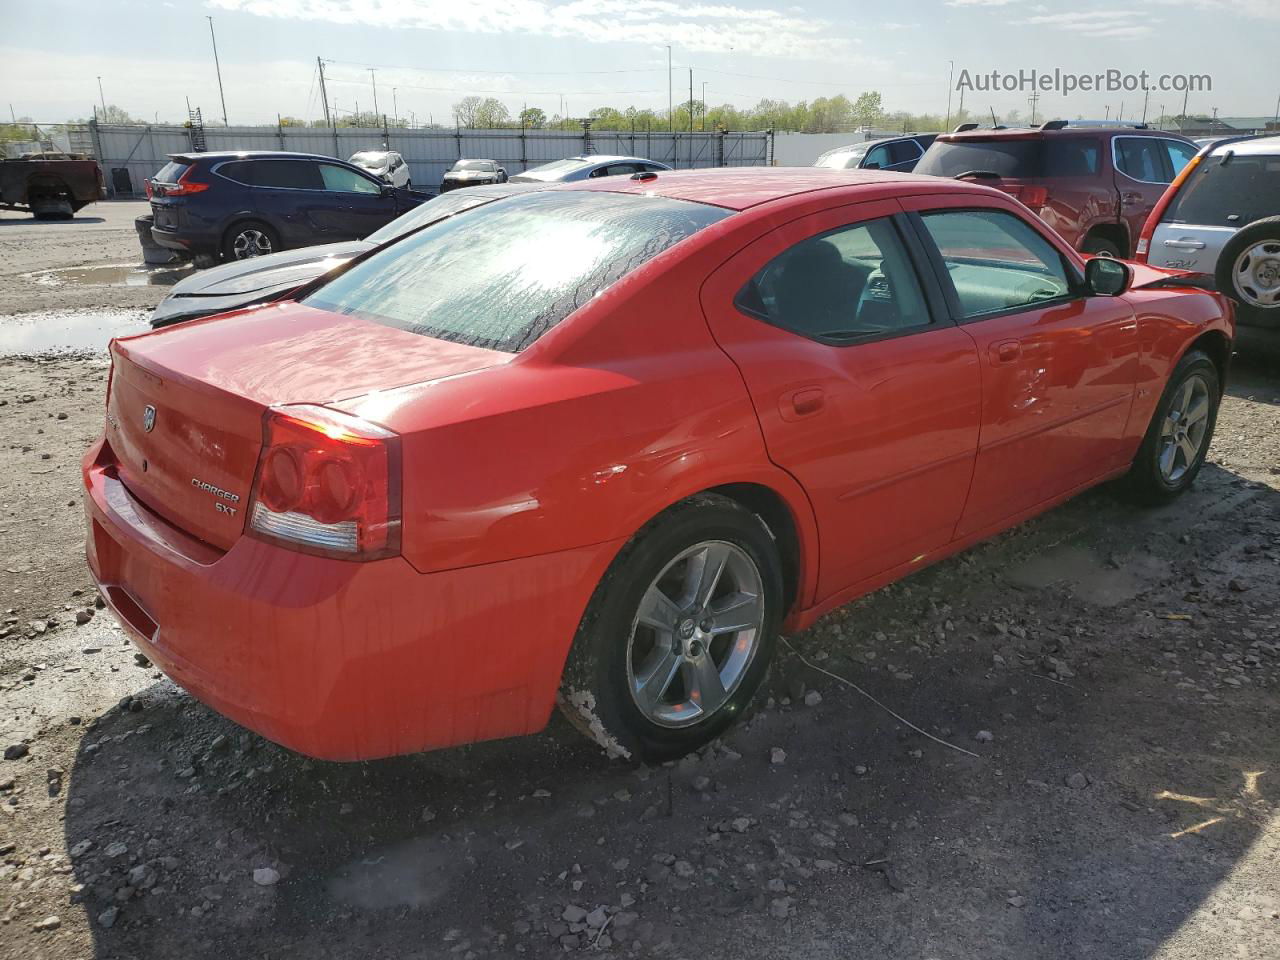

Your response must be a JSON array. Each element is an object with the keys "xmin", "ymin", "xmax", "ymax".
[
  {"xmin": 206, "ymin": 17, "xmax": 228, "ymax": 126},
  {"xmin": 392, "ymin": 87, "xmax": 398, "ymax": 125},
  {"xmin": 701, "ymin": 81, "xmax": 707, "ymax": 130},
  {"xmin": 369, "ymin": 69, "xmax": 379, "ymax": 122},
  {"xmin": 945, "ymin": 60, "xmax": 954, "ymax": 130},
  {"xmin": 666, "ymin": 45, "xmax": 673, "ymax": 131},
  {"xmin": 96, "ymin": 76, "xmax": 107, "ymax": 119}
]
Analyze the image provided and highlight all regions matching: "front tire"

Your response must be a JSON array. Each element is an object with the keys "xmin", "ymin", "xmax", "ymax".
[
  {"xmin": 558, "ymin": 493, "xmax": 784, "ymax": 763},
  {"xmin": 1124, "ymin": 349, "xmax": 1220, "ymax": 504},
  {"xmin": 1215, "ymin": 216, "xmax": 1280, "ymax": 326}
]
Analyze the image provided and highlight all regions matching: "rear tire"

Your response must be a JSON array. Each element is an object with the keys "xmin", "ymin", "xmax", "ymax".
[
  {"xmin": 558, "ymin": 493, "xmax": 783, "ymax": 763},
  {"xmin": 1082, "ymin": 235, "xmax": 1122, "ymax": 258},
  {"xmin": 1215, "ymin": 216, "xmax": 1280, "ymax": 327},
  {"xmin": 1124, "ymin": 349, "xmax": 1220, "ymax": 504},
  {"xmin": 221, "ymin": 220, "xmax": 279, "ymax": 261}
]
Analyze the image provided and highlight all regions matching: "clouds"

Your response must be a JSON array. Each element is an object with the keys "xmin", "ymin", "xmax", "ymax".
[
  {"xmin": 1021, "ymin": 10, "xmax": 1157, "ymax": 37},
  {"xmin": 209, "ymin": 0, "xmax": 854, "ymax": 60}
]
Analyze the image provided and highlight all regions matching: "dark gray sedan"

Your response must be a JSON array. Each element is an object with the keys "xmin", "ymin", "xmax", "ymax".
[{"xmin": 150, "ymin": 182, "xmax": 550, "ymax": 327}]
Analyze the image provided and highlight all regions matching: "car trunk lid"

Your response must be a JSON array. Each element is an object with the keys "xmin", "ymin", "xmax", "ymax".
[{"xmin": 105, "ymin": 302, "xmax": 512, "ymax": 550}]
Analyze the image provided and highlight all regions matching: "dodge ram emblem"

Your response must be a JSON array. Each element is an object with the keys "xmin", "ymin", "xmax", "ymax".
[{"xmin": 142, "ymin": 405, "xmax": 156, "ymax": 433}]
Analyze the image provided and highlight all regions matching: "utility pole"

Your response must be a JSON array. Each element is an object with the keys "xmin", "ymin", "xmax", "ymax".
[
  {"xmin": 945, "ymin": 60, "xmax": 954, "ymax": 130},
  {"xmin": 368, "ymin": 69, "xmax": 379, "ymax": 120},
  {"xmin": 317, "ymin": 57, "xmax": 330, "ymax": 126},
  {"xmin": 1141, "ymin": 86, "xmax": 1150, "ymax": 124},
  {"xmin": 666, "ymin": 45, "xmax": 673, "ymax": 131},
  {"xmin": 689, "ymin": 68, "xmax": 694, "ymax": 167},
  {"xmin": 1273, "ymin": 91, "xmax": 1279, "ymax": 131},
  {"xmin": 1104, "ymin": 104, "xmax": 1110, "ymax": 121},
  {"xmin": 1181, "ymin": 87, "xmax": 1190, "ymax": 131},
  {"xmin": 207, "ymin": 17, "xmax": 228, "ymax": 126},
  {"xmin": 1027, "ymin": 90, "xmax": 1040, "ymax": 126},
  {"xmin": 701, "ymin": 81, "xmax": 707, "ymax": 130},
  {"xmin": 96, "ymin": 76, "xmax": 107, "ymax": 119},
  {"xmin": 392, "ymin": 87, "xmax": 398, "ymax": 125}
]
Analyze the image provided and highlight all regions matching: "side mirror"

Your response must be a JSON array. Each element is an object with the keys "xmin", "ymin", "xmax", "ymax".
[
  {"xmin": 1085, "ymin": 256, "xmax": 1131, "ymax": 296},
  {"xmin": 862, "ymin": 161, "xmax": 881, "ymax": 170},
  {"xmin": 380, "ymin": 183, "xmax": 394, "ymax": 197}
]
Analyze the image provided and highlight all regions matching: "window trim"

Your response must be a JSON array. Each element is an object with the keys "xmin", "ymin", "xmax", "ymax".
[
  {"xmin": 906, "ymin": 207, "xmax": 1087, "ymax": 325},
  {"xmin": 732, "ymin": 212, "xmax": 950, "ymax": 349}
]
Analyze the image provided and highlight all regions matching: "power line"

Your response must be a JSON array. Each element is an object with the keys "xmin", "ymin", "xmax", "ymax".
[
  {"xmin": 322, "ymin": 74, "xmax": 662, "ymax": 97},
  {"xmin": 323, "ymin": 57, "xmax": 662, "ymax": 77}
]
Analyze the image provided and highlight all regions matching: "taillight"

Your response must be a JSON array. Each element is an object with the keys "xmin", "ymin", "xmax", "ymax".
[
  {"xmin": 164, "ymin": 168, "xmax": 210, "ymax": 197},
  {"xmin": 1136, "ymin": 153, "xmax": 1202, "ymax": 264},
  {"xmin": 248, "ymin": 405, "xmax": 401, "ymax": 561},
  {"xmin": 144, "ymin": 179, "xmax": 153, "ymax": 199},
  {"xmin": 1020, "ymin": 186, "xmax": 1048, "ymax": 208}
]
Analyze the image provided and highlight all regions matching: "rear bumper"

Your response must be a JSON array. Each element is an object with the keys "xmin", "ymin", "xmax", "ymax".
[{"xmin": 82, "ymin": 439, "xmax": 618, "ymax": 761}]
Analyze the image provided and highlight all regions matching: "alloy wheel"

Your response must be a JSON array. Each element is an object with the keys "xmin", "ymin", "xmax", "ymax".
[
  {"xmin": 626, "ymin": 540, "xmax": 765, "ymax": 728},
  {"xmin": 1233, "ymin": 240, "xmax": 1280, "ymax": 309},
  {"xmin": 1158, "ymin": 374, "xmax": 1212, "ymax": 483},
  {"xmin": 232, "ymin": 228, "xmax": 273, "ymax": 259}
]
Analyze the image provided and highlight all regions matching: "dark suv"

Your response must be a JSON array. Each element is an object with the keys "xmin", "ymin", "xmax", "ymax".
[
  {"xmin": 148, "ymin": 151, "xmax": 425, "ymax": 263},
  {"xmin": 915, "ymin": 122, "xmax": 1198, "ymax": 257}
]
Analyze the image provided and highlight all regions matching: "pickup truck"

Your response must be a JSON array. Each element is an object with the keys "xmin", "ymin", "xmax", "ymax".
[{"xmin": 0, "ymin": 154, "xmax": 105, "ymax": 219}]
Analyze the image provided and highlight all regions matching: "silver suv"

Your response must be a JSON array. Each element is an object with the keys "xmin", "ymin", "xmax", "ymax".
[{"xmin": 1138, "ymin": 134, "xmax": 1280, "ymax": 328}]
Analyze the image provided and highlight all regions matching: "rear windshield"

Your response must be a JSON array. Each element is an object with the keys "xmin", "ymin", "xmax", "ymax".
[
  {"xmin": 1163, "ymin": 153, "xmax": 1280, "ymax": 226},
  {"xmin": 350, "ymin": 152, "xmax": 385, "ymax": 165},
  {"xmin": 916, "ymin": 140, "xmax": 1042, "ymax": 178},
  {"xmin": 454, "ymin": 160, "xmax": 495, "ymax": 171},
  {"xmin": 815, "ymin": 149, "xmax": 864, "ymax": 170},
  {"xmin": 364, "ymin": 189, "xmax": 501, "ymax": 244},
  {"xmin": 523, "ymin": 158, "xmax": 592, "ymax": 176},
  {"xmin": 154, "ymin": 160, "xmax": 189, "ymax": 183},
  {"xmin": 305, "ymin": 191, "xmax": 730, "ymax": 352}
]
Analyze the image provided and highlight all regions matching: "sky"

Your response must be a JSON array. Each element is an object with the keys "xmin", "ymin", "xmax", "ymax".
[{"xmin": 1, "ymin": 0, "xmax": 1278, "ymax": 127}]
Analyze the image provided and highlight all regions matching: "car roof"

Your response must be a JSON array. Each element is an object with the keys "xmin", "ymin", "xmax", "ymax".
[
  {"xmin": 556, "ymin": 166, "xmax": 989, "ymax": 212},
  {"xmin": 168, "ymin": 150, "xmax": 350, "ymax": 163},
  {"xmin": 563, "ymin": 155, "xmax": 653, "ymax": 164},
  {"xmin": 1204, "ymin": 134, "xmax": 1280, "ymax": 157},
  {"xmin": 939, "ymin": 126, "xmax": 1188, "ymax": 143}
]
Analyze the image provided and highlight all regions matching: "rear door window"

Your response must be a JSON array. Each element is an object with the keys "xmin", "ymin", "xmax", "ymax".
[
  {"xmin": 736, "ymin": 217, "xmax": 932, "ymax": 342},
  {"xmin": 888, "ymin": 140, "xmax": 922, "ymax": 165},
  {"xmin": 320, "ymin": 164, "xmax": 382, "ymax": 194},
  {"xmin": 914, "ymin": 140, "xmax": 1043, "ymax": 178},
  {"xmin": 305, "ymin": 191, "xmax": 731, "ymax": 352},
  {"xmin": 863, "ymin": 143, "xmax": 893, "ymax": 168},
  {"xmin": 1164, "ymin": 139, "xmax": 1199, "ymax": 177},
  {"xmin": 1044, "ymin": 139, "xmax": 1100, "ymax": 176},
  {"xmin": 1163, "ymin": 153, "xmax": 1280, "ymax": 226},
  {"xmin": 220, "ymin": 160, "xmax": 323, "ymax": 189},
  {"xmin": 1114, "ymin": 137, "xmax": 1171, "ymax": 183}
]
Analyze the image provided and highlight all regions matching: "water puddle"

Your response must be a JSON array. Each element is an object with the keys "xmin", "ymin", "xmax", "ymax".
[
  {"xmin": 22, "ymin": 263, "xmax": 194, "ymax": 288},
  {"xmin": 1006, "ymin": 544, "xmax": 1170, "ymax": 607},
  {"xmin": 0, "ymin": 309, "xmax": 150, "ymax": 357}
]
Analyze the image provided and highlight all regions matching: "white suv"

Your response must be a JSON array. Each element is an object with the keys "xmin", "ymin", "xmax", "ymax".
[
  {"xmin": 1137, "ymin": 134, "xmax": 1280, "ymax": 328},
  {"xmin": 348, "ymin": 150, "xmax": 411, "ymax": 189}
]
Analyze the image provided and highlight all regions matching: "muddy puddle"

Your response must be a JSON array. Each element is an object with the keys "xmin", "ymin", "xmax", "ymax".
[
  {"xmin": 23, "ymin": 263, "xmax": 194, "ymax": 288},
  {"xmin": 0, "ymin": 309, "xmax": 151, "ymax": 357}
]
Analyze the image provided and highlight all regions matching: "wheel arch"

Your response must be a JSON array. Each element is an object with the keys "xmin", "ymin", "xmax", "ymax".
[
  {"xmin": 1081, "ymin": 221, "xmax": 1130, "ymax": 257},
  {"xmin": 1181, "ymin": 328, "xmax": 1232, "ymax": 394}
]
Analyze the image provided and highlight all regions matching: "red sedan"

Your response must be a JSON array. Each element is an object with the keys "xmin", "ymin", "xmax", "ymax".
[{"xmin": 83, "ymin": 168, "xmax": 1233, "ymax": 763}]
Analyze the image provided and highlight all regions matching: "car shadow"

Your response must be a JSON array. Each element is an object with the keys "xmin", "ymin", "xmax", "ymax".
[
  {"xmin": 63, "ymin": 431, "xmax": 1279, "ymax": 958},
  {"xmin": 0, "ymin": 215, "xmax": 106, "ymax": 226}
]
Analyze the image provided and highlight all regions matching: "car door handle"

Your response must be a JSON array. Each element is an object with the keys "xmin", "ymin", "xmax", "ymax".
[
  {"xmin": 990, "ymin": 340, "xmax": 1021, "ymax": 364},
  {"xmin": 779, "ymin": 387, "xmax": 825, "ymax": 421},
  {"xmin": 1163, "ymin": 238, "xmax": 1206, "ymax": 250},
  {"xmin": 1121, "ymin": 192, "xmax": 1144, "ymax": 206}
]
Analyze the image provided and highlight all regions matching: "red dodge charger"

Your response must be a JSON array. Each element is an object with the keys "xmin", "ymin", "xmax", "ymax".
[{"xmin": 83, "ymin": 168, "xmax": 1233, "ymax": 762}]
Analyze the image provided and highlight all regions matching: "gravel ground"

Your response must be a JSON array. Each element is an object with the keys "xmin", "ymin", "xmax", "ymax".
[{"xmin": 1, "ymin": 203, "xmax": 1278, "ymax": 960}]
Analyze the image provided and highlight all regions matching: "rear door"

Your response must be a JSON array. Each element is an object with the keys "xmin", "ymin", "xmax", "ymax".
[
  {"xmin": 904, "ymin": 198, "xmax": 1139, "ymax": 536},
  {"xmin": 700, "ymin": 199, "xmax": 982, "ymax": 601},
  {"xmin": 1112, "ymin": 136, "xmax": 1185, "ymax": 251},
  {"xmin": 1038, "ymin": 136, "xmax": 1110, "ymax": 251}
]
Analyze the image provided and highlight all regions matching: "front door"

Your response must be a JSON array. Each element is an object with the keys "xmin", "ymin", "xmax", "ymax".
[
  {"xmin": 317, "ymin": 163, "xmax": 395, "ymax": 239},
  {"xmin": 700, "ymin": 200, "xmax": 982, "ymax": 603},
  {"xmin": 904, "ymin": 201, "xmax": 1139, "ymax": 537}
]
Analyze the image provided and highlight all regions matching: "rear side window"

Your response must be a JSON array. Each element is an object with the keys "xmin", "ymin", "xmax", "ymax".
[
  {"xmin": 915, "ymin": 140, "xmax": 1042, "ymax": 178},
  {"xmin": 153, "ymin": 161, "xmax": 189, "ymax": 183},
  {"xmin": 305, "ymin": 191, "xmax": 730, "ymax": 352},
  {"xmin": 1164, "ymin": 140, "xmax": 1198, "ymax": 177},
  {"xmin": 888, "ymin": 140, "xmax": 922, "ymax": 164},
  {"xmin": 863, "ymin": 143, "xmax": 893, "ymax": 168},
  {"xmin": 1164, "ymin": 153, "xmax": 1280, "ymax": 226},
  {"xmin": 219, "ymin": 160, "xmax": 323, "ymax": 189},
  {"xmin": 1114, "ymin": 138, "xmax": 1170, "ymax": 183},
  {"xmin": 736, "ymin": 217, "xmax": 931, "ymax": 342},
  {"xmin": 1044, "ymin": 139, "xmax": 1099, "ymax": 176}
]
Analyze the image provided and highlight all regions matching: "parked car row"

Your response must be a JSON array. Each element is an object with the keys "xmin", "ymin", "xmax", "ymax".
[{"xmin": 96, "ymin": 162, "xmax": 1237, "ymax": 765}]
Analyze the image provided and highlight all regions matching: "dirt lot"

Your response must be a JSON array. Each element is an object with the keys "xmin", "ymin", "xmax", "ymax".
[{"xmin": 1, "ymin": 202, "xmax": 1279, "ymax": 960}]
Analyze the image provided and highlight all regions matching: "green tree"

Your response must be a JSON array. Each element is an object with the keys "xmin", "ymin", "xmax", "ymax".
[
  {"xmin": 452, "ymin": 96, "xmax": 482, "ymax": 128},
  {"xmin": 519, "ymin": 106, "xmax": 546, "ymax": 129},
  {"xmin": 851, "ymin": 91, "xmax": 885, "ymax": 129},
  {"xmin": 474, "ymin": 97, "xmax": 510, "ymax": 128}
]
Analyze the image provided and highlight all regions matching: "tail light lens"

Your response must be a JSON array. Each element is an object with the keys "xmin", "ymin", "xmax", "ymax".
[
  {"xmin": 1019, "ymin": 186, "xmax": 1049, "ymax": 209},
  {"xmin": 1136, "ymin": 153, "xmax": 1203, "ymax": 263},
  {"xmin": 248, "ymin": 405, "xmax": 401, "ymax": 561},
  {"xmin": 144, "ymin": 179, "xmax": 153, "ymax": 200},
  {"xmin": 164, "ymin": 168, "xmax": 210, "ymax": 197}
]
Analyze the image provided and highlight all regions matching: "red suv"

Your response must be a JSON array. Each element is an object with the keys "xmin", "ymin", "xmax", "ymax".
[{"xmin": 916, "ymin": 122, "xmax": 1198, "ymax": 257}]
